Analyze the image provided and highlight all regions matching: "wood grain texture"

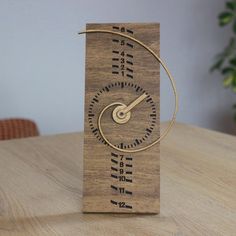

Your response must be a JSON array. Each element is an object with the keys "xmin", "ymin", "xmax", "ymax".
[
  {"xmin": 83, "ymin": 23, "xmax": 160, "ymax": 213},
  {"xmin": 0, "ymin": 123, "xmax": 236, "ymax": 235}
]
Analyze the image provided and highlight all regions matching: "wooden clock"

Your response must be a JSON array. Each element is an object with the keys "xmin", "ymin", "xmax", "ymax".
[{"xmin": 79, "ymin": 23, "xmax": 177, "ymax": 213}]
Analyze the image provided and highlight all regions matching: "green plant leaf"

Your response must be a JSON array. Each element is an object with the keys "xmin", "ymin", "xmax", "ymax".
[
  {"xmin": 221, "ymin": 67, "xmax": 235, "ymax": 74},
  {"xmin": 210, "ymin": 59, "xmax": 224, "ymax": 72},
  {"xmin": 223, "ymin": 74, "xmax": 234, "ymax": 87},
  {"xmin": 226, "ymin": 1, "xmax": 236, "ymax": 11},
  {"xmin": 229, "ymin": 57, "xmax": 236, "ymax": 65},
  {"xmin": 233, "ymin": 75, "xmax": 236, "ymax": 85},
  {"xmin": 220, "ymin": 38, "xmax": 236, "ymax": 62},
  {"xmin": 232, "ymin": 86, "xmax": 236, "ymax": 92},
  {"xmin": 232, "ymin": 76, "xmax": 236, "ymax": 92},
  {"xmin": 225, "ymin": 38, "xmax": 235, "ymax": 56},
  {"xmin": 219, "ymin": 12, "xmax": 234, "ymax": 26},
  {"xmin": 234, "ymin": 112, "xmax": 236, "ymax": 121},
  {"xmin": 233, "ymin": 20, "xmax": 236, "ymax": 33}
]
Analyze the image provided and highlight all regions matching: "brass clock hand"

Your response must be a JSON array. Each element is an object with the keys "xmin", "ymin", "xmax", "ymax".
[
  {"xmin": 112, "ymin": 93, "xmax": 147, "ymax": 125},
  {"xmin": 121, "ymin": 93, "xmax": 148, "ymax": 114}
]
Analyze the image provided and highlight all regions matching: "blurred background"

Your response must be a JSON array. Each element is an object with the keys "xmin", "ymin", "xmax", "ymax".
[{"xmin": 0, "ymin": 0, "xmax": 235, "ymax": 138}]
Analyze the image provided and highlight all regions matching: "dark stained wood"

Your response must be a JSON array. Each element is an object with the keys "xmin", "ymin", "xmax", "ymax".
[{"xmin": 83, "ymin": 23, "xmax": 160, "ymax": 213}]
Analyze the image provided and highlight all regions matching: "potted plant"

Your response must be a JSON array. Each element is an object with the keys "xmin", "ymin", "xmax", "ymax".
[{"xmin": 211, "ymin": 1, "xmax": 236, "ymax": 121}]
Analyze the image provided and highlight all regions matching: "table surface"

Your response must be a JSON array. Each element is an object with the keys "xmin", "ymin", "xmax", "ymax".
[{"xmin": 0, "ymin": 122, "xmax": 235, "ymax": 236}]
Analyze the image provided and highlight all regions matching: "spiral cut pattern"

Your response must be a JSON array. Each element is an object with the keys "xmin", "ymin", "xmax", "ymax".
[{"xmin": 79, "ymin": 29, "xmax": 178, "ymax": 153}]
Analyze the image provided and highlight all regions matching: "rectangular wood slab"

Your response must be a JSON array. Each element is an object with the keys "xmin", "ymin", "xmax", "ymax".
[{"xmin": 83, "ymin": 23, "xmax": 160, "ymax": 213}]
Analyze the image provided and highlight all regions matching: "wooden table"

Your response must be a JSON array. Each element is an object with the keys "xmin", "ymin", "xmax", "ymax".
[{"xmin": 0, "ymin": 123, "xmax": 235, "ymax": 236}]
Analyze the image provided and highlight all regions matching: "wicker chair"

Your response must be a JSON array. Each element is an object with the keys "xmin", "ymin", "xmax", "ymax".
[{"xmin": 0, "ymin": 118, "xmax": 39, "ymax": 141}]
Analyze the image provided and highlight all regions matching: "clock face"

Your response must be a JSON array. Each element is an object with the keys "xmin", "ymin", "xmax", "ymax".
[{"xmin": 88, "ymin": 81, "xmax": 157, "ymax": 150}]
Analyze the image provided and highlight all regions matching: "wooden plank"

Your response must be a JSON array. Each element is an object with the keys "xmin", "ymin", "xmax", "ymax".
[
  {"xmin": 83, "ymin": 23, "xmax": 160, "ymax": 213},
  {"xmin": 0, "ymin": 123, "xmax": 236, "ymax": 235}
]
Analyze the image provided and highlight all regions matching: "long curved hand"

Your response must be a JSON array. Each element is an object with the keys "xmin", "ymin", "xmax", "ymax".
[{"xmin": 122, "ymin": 93, "xmax": 147, "ymax": 114}]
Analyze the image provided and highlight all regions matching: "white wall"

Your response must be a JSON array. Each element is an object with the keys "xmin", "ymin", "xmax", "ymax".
[{"xmin": 0, "ymin": 0, "xmax": 235, "ymax": 135}]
